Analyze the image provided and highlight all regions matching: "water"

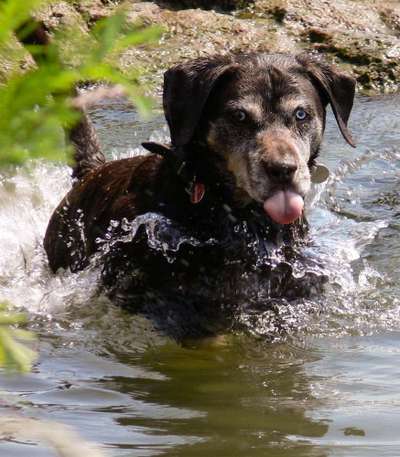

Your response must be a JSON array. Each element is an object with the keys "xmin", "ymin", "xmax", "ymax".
[{"xmin": 0, "ymin": 94, "xmax": 400, "ymax": 456}]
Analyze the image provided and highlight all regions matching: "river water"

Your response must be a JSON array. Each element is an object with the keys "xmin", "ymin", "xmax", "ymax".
[{"xmin": 0, "ymin": 94, "xmax": 399, "ymax": 456}]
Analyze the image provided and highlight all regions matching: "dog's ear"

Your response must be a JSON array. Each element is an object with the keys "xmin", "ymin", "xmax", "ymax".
[
  {"xmin": 163, "ymin": 58, "xmax": 239, "ymax": 147},
  {"xmin": 297, "ymin": 55, "xmax": 356, "ymax": 147},
  {"xmin": 142, "ymin": 142, "xmax": 172, "ymax": 157}
]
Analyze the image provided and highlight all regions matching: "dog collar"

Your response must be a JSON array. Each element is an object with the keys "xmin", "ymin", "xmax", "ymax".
[{"xmin": 142, "ymin": 141, "xmax": 206, "ymax": 204}]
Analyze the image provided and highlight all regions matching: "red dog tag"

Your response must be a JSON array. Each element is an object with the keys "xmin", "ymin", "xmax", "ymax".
[{"xmin": 190, "ymin": 182, "xmax": 205, "ymax": 204}]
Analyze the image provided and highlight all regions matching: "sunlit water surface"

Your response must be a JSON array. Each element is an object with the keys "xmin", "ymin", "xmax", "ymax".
[{"xmin": 0, "ymin": 95, "xmax": 400, "ymax": 456}]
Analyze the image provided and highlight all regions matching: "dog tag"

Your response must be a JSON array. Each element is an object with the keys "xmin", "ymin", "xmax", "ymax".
[
  {"xmin": 311, "ymin": 163, "xmax": 329, "ymax": 184},
  {"xmin": 190, "ymin": 182, "xmax": 205, "ymax": 204}
]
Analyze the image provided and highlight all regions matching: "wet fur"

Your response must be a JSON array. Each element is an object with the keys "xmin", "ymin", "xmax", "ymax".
[{"xmin": 44, "ymin": 53, "xmax": 356, "ymax": 337}]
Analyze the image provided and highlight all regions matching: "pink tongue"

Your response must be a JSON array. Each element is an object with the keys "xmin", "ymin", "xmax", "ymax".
[{"xmin": 263, "ymin": 190, "xmax": 304, "ymax": 225}]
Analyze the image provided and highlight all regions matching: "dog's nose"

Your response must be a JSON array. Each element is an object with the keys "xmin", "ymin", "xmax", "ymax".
[{"xmin": 263, "ymin": 160, "xmax": 298, "ymax": 183}]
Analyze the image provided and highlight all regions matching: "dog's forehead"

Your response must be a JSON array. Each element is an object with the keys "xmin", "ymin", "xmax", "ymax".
[
  {"xmin": 224, "ymin": 60, "xmax": 320, "ymax": 114},
  {"xmin": 236, "ymin": 65, "xmax": 303, "ymax": 103}
]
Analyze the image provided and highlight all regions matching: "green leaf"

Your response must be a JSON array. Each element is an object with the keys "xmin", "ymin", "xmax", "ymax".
[
  {"xmin": 0, "ymin": 0, "xmax": 52, "ymax": 45},
  {"xmin": 0, "ymin": 0, "xmax": 156, "ymax": 372},
  {"xmin": 0, "ymin": 304, "xmax": 37, "ymax": 373}
]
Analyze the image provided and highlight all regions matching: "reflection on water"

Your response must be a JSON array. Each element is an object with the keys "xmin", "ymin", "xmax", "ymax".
[
  {"xmin": 0, "ymin": 94, "xmax": 399, "ymax": 456},
  {"xmin": 133, "ymin": 341, "xmax": 329, "ymax": 457}
]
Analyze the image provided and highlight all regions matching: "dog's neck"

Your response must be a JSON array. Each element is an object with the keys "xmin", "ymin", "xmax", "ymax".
[{"xmin": 153, "ymin": 145, "xmax": 307, "ymax": 249}]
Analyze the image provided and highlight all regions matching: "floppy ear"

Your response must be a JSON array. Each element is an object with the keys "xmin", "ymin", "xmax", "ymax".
[
  {"xmin": 142, "ymin": 141, "xmax": 172, "ymax": 157},
  {"xmin": 163, "ymin": 57, "xmax": 239, "ymax": 147},
  {"xmin": 297, "ymin": 55, "xmax": 356, "ymax": 147}
]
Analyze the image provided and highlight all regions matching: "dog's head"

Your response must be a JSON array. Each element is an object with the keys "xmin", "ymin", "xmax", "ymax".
[{"xmin": 146, "ymin": 53, "xmax": 356, "ymax": 225}]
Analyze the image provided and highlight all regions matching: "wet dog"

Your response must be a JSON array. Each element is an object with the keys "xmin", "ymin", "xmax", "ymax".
[{"xmin": 44, "ymin": 53, "xmax": 356, "ymax": 337}]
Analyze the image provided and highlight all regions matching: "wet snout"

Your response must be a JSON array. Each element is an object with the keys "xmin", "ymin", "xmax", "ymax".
[
  {"xmin": 262, "ymin": 160, "xmax": 298, "ymax": 185},
  {"xmin": 261, "ymin": 134, "xmax": 299, "ymax": 186},
  {"xmin": 260, "ymin": 132, "xmax": 305, "ymax": 225}
]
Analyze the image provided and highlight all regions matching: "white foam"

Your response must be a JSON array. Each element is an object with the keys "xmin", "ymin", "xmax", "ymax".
[{"xmin": 0, "ymin": 161, "xmax": 101, "ymax": 314}]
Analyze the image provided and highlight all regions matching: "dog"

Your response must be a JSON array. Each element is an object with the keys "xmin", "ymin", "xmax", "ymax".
[{"xmin": 44, "ymin": 53, "xmax": 356, "ymax": 337}]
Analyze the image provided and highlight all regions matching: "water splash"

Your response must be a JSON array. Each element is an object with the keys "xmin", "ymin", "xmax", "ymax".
[
  {"xmin": 95, "ymin": 213, "xmax": 218, "ymax": 265},
  {"xmin": 0, "ymin": 156, "xmax": 392, "ymax": 344},
  {"xmin": 0, "ymin": 100, "xmax": 399, "ymax": 345}
]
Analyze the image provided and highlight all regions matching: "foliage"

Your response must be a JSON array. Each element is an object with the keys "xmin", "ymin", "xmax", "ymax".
[
  {"xmin": 0, "ymin": 0, "xmax": 160, "ymax": 371},
  {"xmin": 0, "ymin": 303, "xmax": 36, "ymax": 372},
  {"xmin": 0, "ymin": 0, "xmax": 160, "ymax": 166}
]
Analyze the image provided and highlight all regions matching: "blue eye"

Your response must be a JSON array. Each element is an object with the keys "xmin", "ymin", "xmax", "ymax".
[{"xmin": 295, "ymin": 108, "xmax": 308, "ymax": 121}]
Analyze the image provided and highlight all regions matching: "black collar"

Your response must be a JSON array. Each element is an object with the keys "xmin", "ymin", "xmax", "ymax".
[{"xmin": 142, "ymin": 141, "xmax": 203, "ymax": 203}]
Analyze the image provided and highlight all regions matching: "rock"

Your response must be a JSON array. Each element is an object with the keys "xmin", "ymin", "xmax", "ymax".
[
  {"xmin": 251, "ymin": 0, "xmax": 400, "ymax": 92},
  {"xmin": 124, "ymin": 2, "xmax": 163, "ymax": 25},
  {"xmin": 8, "ymin": 0, "xmax": 400, "ymax": 94},
  {"xmin": 74, "ymin": 0, "xmax": 111, "ymax": 24},
  {"xmin": 120, "ymin": 0, "xmax": 400, "ymax": 93},
  {"xmin": 120, "ymin": 2, "xmax": 298, "ymax": 89},
  {"xmin": 0, "ymin": 38, "xmax": 32, "ymax": 83},
  {"xmin": 380, "ymin": 6, "xmax": 400, "ymax": 36},
  {"xmin": 34, "ymin": 2, "xmax": 89, "ymax": 34},
  {"xmin": 157, "ymin": 1, "xmax": 254, "ymax": 11}
]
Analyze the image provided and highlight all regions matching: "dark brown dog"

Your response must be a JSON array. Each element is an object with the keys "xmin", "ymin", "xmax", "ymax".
[{"xmin": 44, "ymin": 53, "xmax": 355, "ymax": 336}]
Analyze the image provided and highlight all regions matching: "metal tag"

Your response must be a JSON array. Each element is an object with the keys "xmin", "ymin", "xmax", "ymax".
[
  {"xmin": 311, "ymin": 163, "xmax": 330, "ymax": 184},
  {"xmin": 190, "ymin": 182, "xmax": 205, "ymax": 204}
]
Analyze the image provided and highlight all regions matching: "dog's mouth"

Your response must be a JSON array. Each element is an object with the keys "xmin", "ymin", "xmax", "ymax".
[{"xmin": 262, "ymin": 190, "xmax": 304, "ymax": 225}]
